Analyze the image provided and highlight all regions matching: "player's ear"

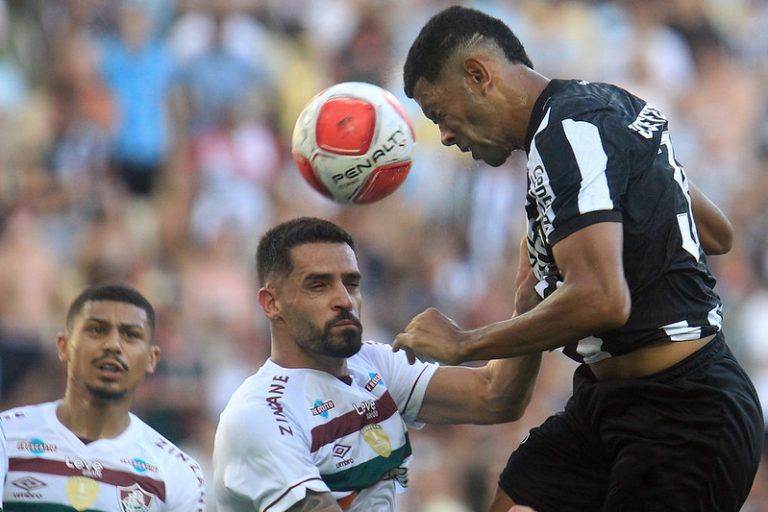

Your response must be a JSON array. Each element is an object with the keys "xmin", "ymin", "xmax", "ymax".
[
  {"xmin": 145, "ymin": 345, "xmax": 160, "ymax": 374},
  {"xmin": 463, "ymin": 57, "xmax": 492, "ymax": 93},
  {"xmin": 258, "ymin": 287, "xmax": 281, "ymax": 320},
  {"xmin": 56, "ymin": 332, "xmax": 69, "ymax": 362}
]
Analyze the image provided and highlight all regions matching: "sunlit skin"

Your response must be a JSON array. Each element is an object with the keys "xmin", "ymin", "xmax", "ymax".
[
  {"xmin": 55, "ymin": 300, "xmax": 159, "ymax": 440},
  {"xmin": 259, "ymin": 242, "xmax": 364, "ymax": 378},
  {"xmin": 412, "ymin": 46, "xmax": 549, "ymax": 167}
]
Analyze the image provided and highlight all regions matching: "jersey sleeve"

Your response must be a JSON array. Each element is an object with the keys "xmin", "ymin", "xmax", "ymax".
[
  {"xmin": 213, "ymin": 403, "xmax": 329, "ymax": 512},
  {"xmin": 360, "ymin": 342, "xmax": 439, "ymax": 428},
  {"xmin": 529, "ymin": 109, "xmax": 627, "ymax": 246}
]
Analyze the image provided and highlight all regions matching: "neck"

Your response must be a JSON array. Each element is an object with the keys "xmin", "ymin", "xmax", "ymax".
[
  {"xmin": 57, "ymin": 390, "xmax": 132, "ymax": 440},
  {"xmin": 271, "ymin": 339, "xmax": 348, "ymax": 379},
  {"xmin": 501, "ymin": 65, "xmax": 550, "ymax": 149}
]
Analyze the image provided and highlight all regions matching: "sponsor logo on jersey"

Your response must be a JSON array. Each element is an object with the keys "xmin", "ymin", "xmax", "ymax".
[
  {"xmin": 529, "ymin": 165, "xmax": 555, "ymax": 237},
  {"xmin": 352, "ymin": 400, "xmax": 379, "ymax": 419},
  {"xmin": 332, "ymin": 443, "xmax": 354, "ymax": 468},
  {"xmin": 18, "ymin": 438, "xmax": 57, "ymax": 454},
  {"xmin": 12, "ymin": 476, "xmax": 47, "ymax": 499},
  {"xmin": 364, "ymin": 373, "xmax": 382, "ymax": 391},
  {"xmin": 66, "ymin": 457, "xmax": 104, "ymax": 478},
  {"xmin": 311, "ymin": 399, "xmax": 336, "ymax": 418},
  {"xmin": 120, "ymin": 457, "xmax": 159, "ymax": 474},
  {"xmin": 361, "ymin": 424, "xmax": 392, "ymax": 458},
  {"xmin": 118, "ymin": 483, "xmax": 155, "ymax": 512},
  {"xmin": 66, "ymin": 476, "xmax": 99, "ymax": 510},
  {"xmin": 628, "ymin": 104, "xmax": 667, "ymax": 139}
]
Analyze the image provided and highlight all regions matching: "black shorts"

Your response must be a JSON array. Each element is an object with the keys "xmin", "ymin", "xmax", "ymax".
[{"xmin": 498, "ymin": 332, "xmax": 764, "ymax": 512}]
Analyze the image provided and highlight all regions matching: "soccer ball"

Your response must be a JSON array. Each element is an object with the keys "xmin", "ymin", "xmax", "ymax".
[{"xmin": 291, "ymin": 82, "xmax": 415, "ymax": 204}]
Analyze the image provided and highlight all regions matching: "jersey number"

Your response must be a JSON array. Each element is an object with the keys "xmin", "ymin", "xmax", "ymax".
[{"xmin": 660, "ymin": 131, "xmax": 700, "ymax": 261}]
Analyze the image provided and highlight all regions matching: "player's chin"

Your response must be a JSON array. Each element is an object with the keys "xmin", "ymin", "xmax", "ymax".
[{"xmin": 86, "ymin": 383, "xmax": 129, "ymax": 401}]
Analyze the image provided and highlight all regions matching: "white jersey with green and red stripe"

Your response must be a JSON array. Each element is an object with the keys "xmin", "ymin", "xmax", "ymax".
[
  {"xmin": 212, "ymin": 340, "xmax": 439, "ymax": 512},
  {"xmin": 1, "ymin": 401, "xmax": 205, "ymax": 511}
]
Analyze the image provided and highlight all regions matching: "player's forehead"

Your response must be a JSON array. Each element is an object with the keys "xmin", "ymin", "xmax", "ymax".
[
  {"xmin": 289, "ymin": 242, "xmax": 359, "ymax": 278},
  {"xmin": 413, "ymin": 77, "xmax": 451, "ymax": 118},
  {"xmin": 75, "ymin": 300, "xmax": 149, "ymax": 329}
]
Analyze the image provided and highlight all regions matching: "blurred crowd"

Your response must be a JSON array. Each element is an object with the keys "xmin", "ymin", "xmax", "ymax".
[{"xmin": 0, "ymin": 0, "xmax": 766, "ymax": 510}]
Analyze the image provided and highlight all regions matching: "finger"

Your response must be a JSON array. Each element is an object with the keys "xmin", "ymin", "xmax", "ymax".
[
  {"xmin": 404, "ymin": 346, "xmax": 416, "ymax": 365},
  {"xmin": 392, "ymin": 333, "xmax": 406, "ymax": 352}
]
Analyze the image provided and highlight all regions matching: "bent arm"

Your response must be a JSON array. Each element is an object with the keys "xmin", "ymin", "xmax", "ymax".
[
  {"xmin": 416, "ymin": 352, "xmax": 541, "ymax": 424},
  {"xmin": 416, "ymin": 237, "xmax": 542, "ymax": 425},
  {"xmin": 689, "ymin": 181, "xmax": 733, "ymax": 255},
  {"xmin": 393, "ymin": 222, "xmax": 630, "ymax": 364},
  {"xmin": 458, "ymin": 222, "xmax": 631, "ymax": 361}
]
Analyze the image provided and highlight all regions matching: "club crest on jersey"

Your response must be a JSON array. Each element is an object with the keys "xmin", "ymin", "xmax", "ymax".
[
  {"xmin": 362, "ymin": 424, "xmax": 392, "ymax": 458},
  {"xmin": 118, "ymin": 483, "xmax": 155, "ymax": 512},
  {"xmin": 365, "ymin": 373, "xmax": 382, "ymax": 391},
  {"xmin": 66, "ymin": 476, "xmax": 99, "ymax": 511},
  {"xmin": 311, "ymin": 399, "xmax": 336, "ymax": 418}
]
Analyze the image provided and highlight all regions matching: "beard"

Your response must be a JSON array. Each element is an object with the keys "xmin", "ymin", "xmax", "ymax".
[
  {"xmin": 86, "ymin": 384, "xmax": 129, "ymax": 401},
  {"xmin": 292, "ymin": 310, "xmax": 363, "ymax": 358}
]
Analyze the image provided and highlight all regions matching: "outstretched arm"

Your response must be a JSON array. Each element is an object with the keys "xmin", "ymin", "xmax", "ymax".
[
  {"xmin": 414, "ymin": 238, "xmax": 542, "ymax": 424},
  {"xmin": 689, "ymin": 181, "xmax": 733, "ymax": 255}
]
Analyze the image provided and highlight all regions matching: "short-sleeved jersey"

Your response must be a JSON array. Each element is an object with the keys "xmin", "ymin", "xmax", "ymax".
[
  {"xmin": 212, "ymin": 341, "xmax": 439, "ymax": 512},
  {"xmin": 524, "ymin": 79, "xmax": 722, "ymax": 364},
  {"xmin": 1, "ymin": 401, "xmax": 206, "ymax": 511}
]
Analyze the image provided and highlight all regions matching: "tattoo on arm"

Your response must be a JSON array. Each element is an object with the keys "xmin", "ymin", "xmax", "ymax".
[{"xmin": 285, "ymin": 490, "xmax": 342, "ymax": 512}]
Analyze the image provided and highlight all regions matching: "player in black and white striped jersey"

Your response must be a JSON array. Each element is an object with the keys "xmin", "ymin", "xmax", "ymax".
[{"xmin": 396, "ymin": 5, "xmax": 763, "ymax": 512}]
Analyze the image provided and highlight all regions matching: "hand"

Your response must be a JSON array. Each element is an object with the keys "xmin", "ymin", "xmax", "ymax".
[
  {"xmin": 393, "ymin": 307, "xmax": 467, "ymax": 365},
  {"xmin": 508, "ymin": 506, "xmax": 537, "ymax": 512}
]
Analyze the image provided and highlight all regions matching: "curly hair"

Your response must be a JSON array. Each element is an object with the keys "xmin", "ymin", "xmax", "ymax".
[{"xmin": 403, "ymin": 5, "xmax": 533, "ymax": 98}]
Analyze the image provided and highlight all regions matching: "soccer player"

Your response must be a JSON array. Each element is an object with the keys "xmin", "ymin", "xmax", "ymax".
[
  {"xmin": 1, "ymin": 284, "xmax": 206, "ymax": 511},
  {"xmin": 394, "ymin": 6, "xmax": 763, "ymax": 512},
  {"xmin": 212, "ymin": 216, "xmax": 542, "ymax": 511}
]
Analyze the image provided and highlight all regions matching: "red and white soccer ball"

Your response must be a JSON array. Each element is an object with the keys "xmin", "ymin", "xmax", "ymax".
[{"xmin": 291, "ymin": 81, "xmax": 415, "ymax": 204}]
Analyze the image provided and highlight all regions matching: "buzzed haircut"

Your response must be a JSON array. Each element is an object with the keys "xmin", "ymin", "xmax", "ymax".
[
  {"xmin": 256, "ymin": 217, "xmax": 356, "ymax": 286},
  {"xmin": 66, "ymin": 283, "xmax": 156, "ymax": 336},
  {"xmin": 403, "ymin": 5, "xmax": 533, "ymax": 98}
]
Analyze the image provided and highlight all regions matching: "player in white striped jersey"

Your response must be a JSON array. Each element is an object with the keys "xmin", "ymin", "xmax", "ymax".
[
  {"xmin": 212, "ymin": 217, "xmax": 542, "ymax": 511},
  {"xmin": 399, "ymin": 5, "xmax": 763, "ymax": 512},
  {"xmin": 1, "ymin": 284, "xmax": 205, "ymax": 511}
]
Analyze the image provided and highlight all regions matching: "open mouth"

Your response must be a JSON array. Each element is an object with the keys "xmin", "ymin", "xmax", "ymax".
[{"xmin": 95, "ymin": 360, "xmax": 127, "ymax": 376}]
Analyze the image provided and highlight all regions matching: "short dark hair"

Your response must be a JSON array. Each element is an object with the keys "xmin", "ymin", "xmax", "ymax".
[
  {"xmin": 66, "ymin": 284, "xmax": 156, "ymax": 336},
  {"xmin": 403, "ymin": 5, "xmax": 533, "ymax": 98},
  {"xmin": 256, "ymin": 217, "xmax": 356, "ymax": 285}
]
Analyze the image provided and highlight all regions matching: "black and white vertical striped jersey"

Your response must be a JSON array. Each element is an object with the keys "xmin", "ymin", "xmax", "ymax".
[{"xmin": 524, "ymin": 79, "xmax": 722, "ymax": 364}]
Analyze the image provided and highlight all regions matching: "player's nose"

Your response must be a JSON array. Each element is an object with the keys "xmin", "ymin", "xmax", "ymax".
[
  {"xmin": 439, "ymin": 126, "xmax": 457, "ymax": 147},
  {"xmin": 332, "ymin": 283, "xmax": 355, "ymax": 309}
]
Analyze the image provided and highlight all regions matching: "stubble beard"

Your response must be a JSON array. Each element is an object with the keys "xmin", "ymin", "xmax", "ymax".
[
  {"xmin": 86, "ymin": 384, "xmax": 129, "ymax": 402},
  {"xmin": 294, "ymin": 312, "xmax": 363, "ymax": 359}
]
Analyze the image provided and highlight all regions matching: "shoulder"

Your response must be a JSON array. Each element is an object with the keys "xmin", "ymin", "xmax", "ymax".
[
  {"xmin": 1, "ymin": 401, "xmax": 53, "ymax": 432},
  {"xmin": 544, "ymin": 80, "xmax": 644, "ymax": 125},
  {"xmin": 216, "ymin": 369, "xmax": 309, "ymax": 447},
  {"xmin": 129, "ymin": 414, "xmax": 204, "ymax": 478}
]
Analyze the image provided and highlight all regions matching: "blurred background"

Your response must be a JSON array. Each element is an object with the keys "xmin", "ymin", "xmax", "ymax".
[{"xmin": 0, "ymin": 0, "xmax": 766, "ymax": 510}]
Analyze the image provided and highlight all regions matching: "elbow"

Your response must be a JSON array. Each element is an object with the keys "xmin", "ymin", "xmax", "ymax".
[
  {"xmin": 705, "ymin": 230, "xmax": 733, "ymax": 256},
  {"xmin": 585, "ymin": 285, "xmax": 631, "ymax": 332}
]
